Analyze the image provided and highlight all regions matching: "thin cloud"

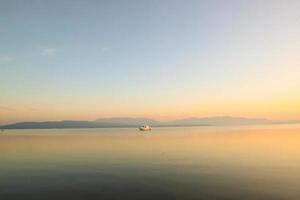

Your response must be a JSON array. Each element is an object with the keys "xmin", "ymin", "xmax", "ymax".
[
  {"xmin": 96, "ymin": 47, "xmax": 110, "ymax": 53},
  {"xmin": 0, "ymin": 106, "xmax": 15, "ymax": 111},
  {"xmin": 41, "ymin": 48, "xmax": 57, "ymax": 56},
  {"xmin": 0, "ymin": 56, "xmax": 14, "ymax": 62},
  {"xmin": 100, "ymin": 47, "xmax": 109, "ymax": 52},
  {"xmin": 28, "ymin": 107, "xmax": 37, "ymax": 111}
]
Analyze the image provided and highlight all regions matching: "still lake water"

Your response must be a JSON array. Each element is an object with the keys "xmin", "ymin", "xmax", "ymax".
[{"xmin": 1, "ymin": 125, "xmax": 300, "ymax": 200}]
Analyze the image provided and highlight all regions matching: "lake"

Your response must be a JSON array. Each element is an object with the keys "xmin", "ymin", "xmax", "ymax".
[{"xmin": 1, "ymin": 125, "xmax": 300, "ymax": 200}]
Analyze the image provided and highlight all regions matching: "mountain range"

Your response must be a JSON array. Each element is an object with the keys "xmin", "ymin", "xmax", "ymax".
[{"xmin": 1, "ymin": 116, "xmax": 299, "ymax": 129}]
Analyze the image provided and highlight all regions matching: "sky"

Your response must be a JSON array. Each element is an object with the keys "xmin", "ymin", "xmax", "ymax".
[{"xmin": 0, "ymin": 0, "xmax": 300, "ymax": 124}]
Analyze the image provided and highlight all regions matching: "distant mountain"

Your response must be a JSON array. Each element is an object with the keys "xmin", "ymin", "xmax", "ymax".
[
  {"xmin": 0, "ymin": 116, "xmax": 299, "ymax": 129},
  {"xmin": 0, "ymin": 120, "xmax": 136, "ymax": 129},
  {"xmin": 169, "ymin": 116, "xmax": 274, "ymax": 126},
  {"xmin": 95, "ymin": 117, "xmax": 160, "ymax": 126}
]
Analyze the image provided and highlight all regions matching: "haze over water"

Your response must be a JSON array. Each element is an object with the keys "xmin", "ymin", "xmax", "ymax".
[{"xmin": 1, "ymin": 125, "xmax": 300, "ymax": 200}]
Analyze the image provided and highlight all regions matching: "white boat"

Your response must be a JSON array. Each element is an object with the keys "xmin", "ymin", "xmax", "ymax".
[{"xmin": 139, "ymin": 125, "xmax": 151, "ymax": 131}]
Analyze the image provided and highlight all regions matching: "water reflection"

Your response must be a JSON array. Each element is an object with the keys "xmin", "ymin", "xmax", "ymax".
[{"xmin": 1, "ymin": 125, "xmax": 300, "ymax": 199}]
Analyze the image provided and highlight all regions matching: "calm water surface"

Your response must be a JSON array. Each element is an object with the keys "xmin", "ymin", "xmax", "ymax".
[{"xmin": 1, "ymin": 125, "xmax": 300, "ymax": 200}]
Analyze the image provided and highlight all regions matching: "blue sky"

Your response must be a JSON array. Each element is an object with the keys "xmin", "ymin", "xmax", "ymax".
[{"xmin": 1, "ymin": 0, "xmax": 300, "ymax": 123}]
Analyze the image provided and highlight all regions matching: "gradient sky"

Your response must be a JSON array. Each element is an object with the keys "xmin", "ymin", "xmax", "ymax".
[{"xmin": 1, "ymin": 0, "xmax": 300, "ymax": 124}]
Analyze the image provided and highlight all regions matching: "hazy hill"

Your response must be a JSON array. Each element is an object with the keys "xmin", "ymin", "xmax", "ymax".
[
  {"xmin": 0, "ymin": 117, "xmax": 299, "ymax": 129},
  {"xmin": 169, "ymin": 116, "xmax": 274, "ymax": 126},
  {"xmin": 95, "ymin": 117, "xmax": 160, "ymax": 126},
  {"xmin": 0, "ymin": 120, "xmax": 134, "ymax": 129}
]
